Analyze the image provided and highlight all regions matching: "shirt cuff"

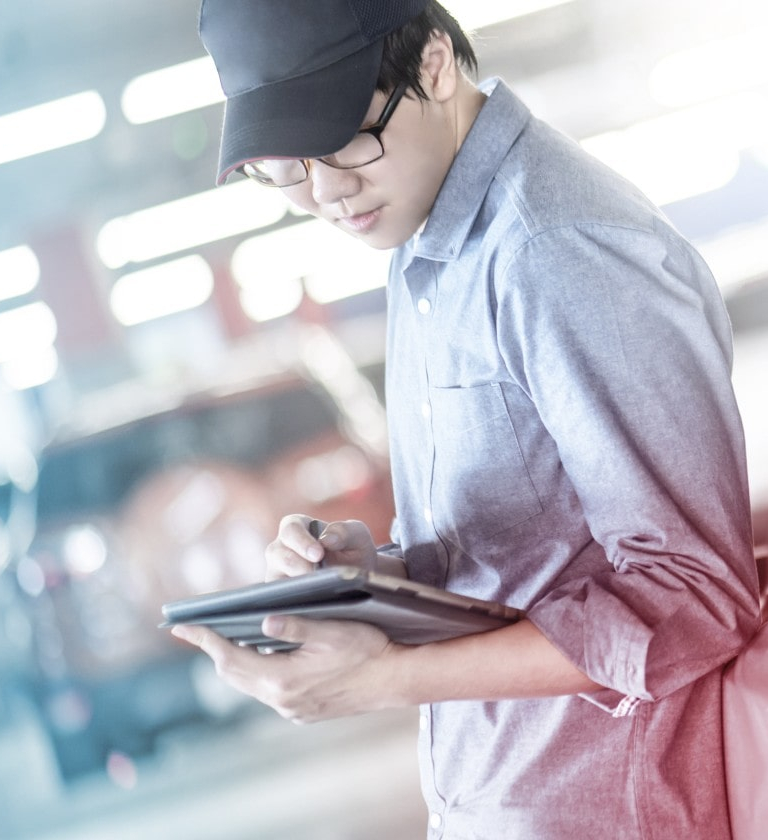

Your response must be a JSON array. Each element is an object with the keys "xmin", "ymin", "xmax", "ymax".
[{"xmin": 578, "ymin": 687, "xmax": 645, "ymax": 717}]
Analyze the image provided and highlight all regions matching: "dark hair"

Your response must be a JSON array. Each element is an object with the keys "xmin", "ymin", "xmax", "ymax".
[{"xmin": 377, "ymin": 1, "xmax": 478, "ymax": 98}]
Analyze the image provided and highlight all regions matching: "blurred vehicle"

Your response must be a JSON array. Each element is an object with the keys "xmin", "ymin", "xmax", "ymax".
[{"xmin": 7, "ymin": 368, "xmax": 394, "ymax": 784}]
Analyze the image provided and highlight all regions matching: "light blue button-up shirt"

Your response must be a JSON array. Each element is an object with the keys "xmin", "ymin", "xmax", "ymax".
[{"xmin": 385, "ymin": 79, "xmax": 760, "ymax": 839}]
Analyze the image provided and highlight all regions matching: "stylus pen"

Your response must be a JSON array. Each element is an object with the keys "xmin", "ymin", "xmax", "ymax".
[{"xmin": 309, "ymin": 519, "xmax": 324, "ymax": 570}]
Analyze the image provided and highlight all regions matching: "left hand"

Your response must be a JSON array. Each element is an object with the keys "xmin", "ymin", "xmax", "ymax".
[{"xmin": 171, "ymin": 613, "xmax": 399, "ymax": 724}]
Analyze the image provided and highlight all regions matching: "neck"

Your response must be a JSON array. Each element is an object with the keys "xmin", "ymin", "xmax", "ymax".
[{"xmin": 453, "ymin": 75, "xmax": 487, "ymax": 154}]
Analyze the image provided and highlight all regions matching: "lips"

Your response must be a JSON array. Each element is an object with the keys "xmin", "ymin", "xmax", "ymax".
[{"xmin": 337, "ymin": 207, "xmax": 381, "ymax": 234}]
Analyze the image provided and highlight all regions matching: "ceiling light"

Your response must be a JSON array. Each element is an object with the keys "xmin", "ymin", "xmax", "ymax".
[
  {"xmin": 238, "ymin": 277, "xmax": 305, "ymax": 323},
  {"xmin": 445, "ymin": 0, "xmax": 575, "ymax": 30},
  {"xmin": 0, "ymin": 302, "xmax": 57, "ymax": 363},
  {"xmin": 110, "ymin": 255, "xmax": 214, "ymax": 326},
  {"xmin": 232, "ymin": 220, "xmax": 390, "ymax": 305},
  {"xmin": 121, "ymin": 56, "xmax": 224, "ymax": 124},
  {"xmin": 581, "ymin": 92, "xmax": 768, "ymax": 206},
  {"xmin": 96, "ymin": 181, "xmax": 288, "ymax": 269},
  {"xmin": 0, "ymin": 246, "xmax": 39, "ymax": 301},
  {"xmin": 1, "ymin": 347, "xmax": 59, "ymax": 391},
  {"xmin": 0, "ymin": 91, "xmax": 106, "ymax": 165},
  {"xmin": 649, "ymin": 28, "xmax": 768, "ymax": 109},
  {"xmin": 695, "ymin": 219, "xmax": 768, "ymax": 293}
]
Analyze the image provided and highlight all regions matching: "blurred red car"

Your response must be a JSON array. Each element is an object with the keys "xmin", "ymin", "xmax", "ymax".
[{"xmin": 15, "ymin": 369, "xmax": 394, "ymax": 780}]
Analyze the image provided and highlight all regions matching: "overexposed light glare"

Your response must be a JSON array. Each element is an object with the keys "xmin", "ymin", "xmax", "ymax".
[
  {"xmin": 299, "ymin": 325, "xmax": 389, "ymax": 457},
  {"xmin": 106, "ymin": 752, "xmax": 139, "ymax": 791},
  {"xmin": 16, "ymin": 556, "xmax": 45, "ymax": 598},
  {"xmin": 0, "ymin": 302, "xmax": 57, "ymax": 363},
  {"xmin": 649, "ymin": 28, "xmax": 768, "ymax": 109},
  {"xmin": 239, "ymin": 276, "xmax": 304, "ymax": 322},
  {"xmin": 232, "ymin": 219, "xmax": 390, "ymax": 310},
  {"xmin": 445, "ymin": 0, "xmax": 575, "ymax": 30},
  {"xmin": 233, "ymin": 221, "xmax": 316, "ymax": 321},
  {"xmin": 63, "ymin": 525, "xmax": 108, "ymax": 576},
  {"xmin": 581, "ymin": 92, "xmax": 768, "ymax": 206},
  {"xmin": 231, "ymin": 221, "xmax": 323, "ymax": 288},
  {"xmin": 0, "ymin": 91, "xmax": 106, "ymax": 165},
  {"xmin": 121, "ymin": 56, "xmax": 225, "ymax": 124},
  {"xmin": 0, "ymin": 246, "xmax": 40, "ymax": 301},
  {"xmin": 2, "ymin": 445, "xmax": 39, "ymax": 493},
  {"xmin": 304, "ymin": 247, "xmax": 390, "ymax": 304},
  {"xmin": 96, "ymin": 181, "xmax": 288, "ymax": 269},
  {"xmin": 696, "ymin": 219, "xmax": 768, "ymax": 292},
  {"xmin": 110, "ymin": 255, "xmax": 214, "ymax": 326},
  {"xmin": 2, "ymin": 346, "xmax": 59, "ymax": 391}
]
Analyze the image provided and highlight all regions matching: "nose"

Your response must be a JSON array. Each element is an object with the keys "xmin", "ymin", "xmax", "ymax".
[{"xmin": 309, "ymin": 160, "xmax": 361, "ymax": 206}]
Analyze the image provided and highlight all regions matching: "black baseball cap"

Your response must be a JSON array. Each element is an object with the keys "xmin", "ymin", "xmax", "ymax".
[{"xmin": 198, "ymin": 0, "xmax": 430, "ymax": 184}]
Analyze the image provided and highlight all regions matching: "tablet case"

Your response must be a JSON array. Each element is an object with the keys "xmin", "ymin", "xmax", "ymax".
[{"xmin": 161, "ymin": 566, "xmax": 524, "ymax": 649}]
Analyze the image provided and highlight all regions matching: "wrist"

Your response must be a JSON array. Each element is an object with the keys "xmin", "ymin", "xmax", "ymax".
[{"xmin": 374, "ymin": 553, "xmax": 408, "ymax": 578}]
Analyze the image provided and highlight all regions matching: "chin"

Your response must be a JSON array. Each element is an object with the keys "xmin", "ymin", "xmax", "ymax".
[{"xmin": 360, "ymin": 223, "xmax": 422, "ymax": 251}]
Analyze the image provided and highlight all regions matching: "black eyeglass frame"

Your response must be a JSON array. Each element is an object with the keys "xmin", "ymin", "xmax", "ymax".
[{"xmin": 242, "ymin": 82, "xmax": 409, "ymax": 187}]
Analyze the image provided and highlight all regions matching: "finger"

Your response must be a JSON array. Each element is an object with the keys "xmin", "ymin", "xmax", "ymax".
[
  {"xmin": 171, "ymin": 623, "xmax": 233, "ymax": 658},
  {"xmin": 261, "ymin": 614, "xmax": 341, "ymax": 651},
  {"xmin": 261, "ymin": 614, "xmax": 385, "ymax": 654},
  {"xmin": 315, "ymin": 520, "xmax": 377, "ymax": 569},
  {"xmin": 281, "ymin": 514, "xmax": 326, "ymax": 561},
  {"xmin": 171, "ymin": 624, "xmax": 265, "ymax": 688},
  {"xmin": 264, "ymin": 539, "xmax": 317, "ymax": 580}
]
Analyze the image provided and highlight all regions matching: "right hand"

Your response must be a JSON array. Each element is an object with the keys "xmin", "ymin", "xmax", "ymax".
[{"xmin": 264, "ymin": 515, "xmax": 378, "ymax": 581}]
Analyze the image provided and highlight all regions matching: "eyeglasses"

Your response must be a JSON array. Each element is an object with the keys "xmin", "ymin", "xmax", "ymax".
[{"xmin": 242, "ymin": 83, "xmax": 408, "ymax": 188}]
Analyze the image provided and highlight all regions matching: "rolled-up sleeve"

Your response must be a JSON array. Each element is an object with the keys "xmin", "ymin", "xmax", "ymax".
[{"xmin": 501, "ymin": 220, "xmax": 761, "ymax": 701}]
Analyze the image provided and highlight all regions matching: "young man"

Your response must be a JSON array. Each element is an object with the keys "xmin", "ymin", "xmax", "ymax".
[{"xmin": 173, "ymin": 1, "xmax": 761, "ymax": 837}]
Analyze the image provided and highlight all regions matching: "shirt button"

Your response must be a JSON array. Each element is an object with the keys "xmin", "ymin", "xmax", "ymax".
[
  {"xmin": 429, "ymin": 813, "xmax": 442, "ymax": 829},
  {"xmin": 421, "ymin": 401, "xmax": 431, "ymax": 419},
  {"xmin": 417, "ymin": 297, "xmax": 432, "ymax": 315},
  {"xmin": 419, "ymin": 714, "xmax": 429, "ymax": 731},
  {"xmin": 423, "ymin": 507, "xmax": 433, "ymax": 524}
]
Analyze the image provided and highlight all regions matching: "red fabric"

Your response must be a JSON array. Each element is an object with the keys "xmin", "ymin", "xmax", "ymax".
[{"xmin": 723, "ymin": 618, "xmax": 768, "ymax": 839}]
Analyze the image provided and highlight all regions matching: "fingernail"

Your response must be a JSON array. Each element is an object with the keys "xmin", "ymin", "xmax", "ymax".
[
  {"xmin": 263, "ymin": 616, "xmax": 284, "ymax": 636},
  {"xmin": 321, "ymin": 532, "xmax": 341, "ymax": 548},
  {"xmin": 307, "ymin": 545, "xmax": 323, "ymax": 562}
]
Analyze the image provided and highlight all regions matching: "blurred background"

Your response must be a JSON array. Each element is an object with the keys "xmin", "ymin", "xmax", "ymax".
[{"xmin": 1, "ymin": 0, "xmax": 767, "ymax": 837}]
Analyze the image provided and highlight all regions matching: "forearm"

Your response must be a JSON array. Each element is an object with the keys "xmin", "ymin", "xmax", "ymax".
[{"xmin": 379, "ymin": 618, "xmax": 601, "ymax": 708}]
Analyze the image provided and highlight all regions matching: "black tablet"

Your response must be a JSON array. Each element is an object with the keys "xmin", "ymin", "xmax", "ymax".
[{"xmin": 160, "ymin": 566, "xmax": 524, "ymax": 650}]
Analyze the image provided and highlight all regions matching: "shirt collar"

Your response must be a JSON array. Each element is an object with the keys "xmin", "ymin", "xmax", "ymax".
[{"xmin": 412, "ymin": 78, "xmax": 531, "ymax": 262}]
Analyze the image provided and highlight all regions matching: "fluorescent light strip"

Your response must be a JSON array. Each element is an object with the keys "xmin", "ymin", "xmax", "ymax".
[
  {"xmin": 96, "ymin": 181, "xmax": 288, "ymax": 269},
  {"xmin": 581, "ymin": 92, "xmax": 768, "ymax": 206},
  {"xmin": 232, "ymin": 220, "xmax": 390, "ymax": 314},
  {"xmin": 0, "ymin": 302, "xmax": 57, "ymax": 363},
  {"xmin": 0, "ymin": 246, "xmax": 40, "ymax": 301},
  {"xmin": 696, "ymin": 219, "xmax": 768, "ymax": 293},
  {"xmin": 649, "ymin": 27, "xmax": 768, "ymax": 109},
  {"xmin": 445, "ymin": 0, "xmax": 576, "ymax": 30},
  {"xmin": 122, "ymin": 56, "xmax": 224, "ymax": 124},
  {"xmin": 110, "ymin": 255, "xmax": 214, "ymax": 326},
  {"xmin": 0, "ymin": 91, "xmax": 106, "ymax": 165},
  {"xmin": 2, "ymin": 347, "xmax": 58, "ymax": 391}
]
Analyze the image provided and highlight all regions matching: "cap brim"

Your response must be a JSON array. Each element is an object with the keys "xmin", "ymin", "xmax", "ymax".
[{"xmin": 215, "ymin": 41, "xmax": 384, "ymax": 185}]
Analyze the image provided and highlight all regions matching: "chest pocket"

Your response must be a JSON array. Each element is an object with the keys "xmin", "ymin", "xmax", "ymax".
[{"xmin": 428, "ymin": 382, "xmax": 542, "ymax": 552}]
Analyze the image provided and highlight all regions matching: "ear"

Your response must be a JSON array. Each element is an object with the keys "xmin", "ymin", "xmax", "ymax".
[{"xmin": 419, "ymin": 30, "xmax": 458, "ymax": 103}]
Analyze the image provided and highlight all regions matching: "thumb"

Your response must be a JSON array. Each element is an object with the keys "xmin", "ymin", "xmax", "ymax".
[
  {"xmin": 171, "ymin": 623, "xmax": 235, "ymax": 659},
  {"xmin": 261, "ymin": 614, "xmax": 313, "ymax": 647}
]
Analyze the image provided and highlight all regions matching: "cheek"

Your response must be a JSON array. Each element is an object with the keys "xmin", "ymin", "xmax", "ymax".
[{"xmin": 281, "ymin": 184, "xmax": 320, "ymax": 217}]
